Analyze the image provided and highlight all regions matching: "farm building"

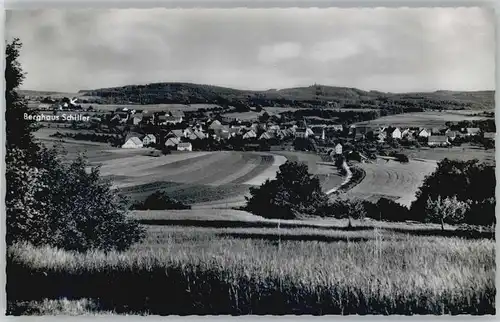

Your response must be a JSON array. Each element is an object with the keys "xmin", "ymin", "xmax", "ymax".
[
  {"xmin": 418, "ymin": 129, "xmax": 430, "ymax": 138},
  {"xmin": 177, "ymin": 142, "xmax": 193, "ymax": 151},
  {"xmin": 259, "ymin": 132, "xmax": 274, "ymax": 140},
  {"xmin": 37, "ymin": 103, "xmax": 52, "ymax": 110},
  {"xmin": 466, "ymin": 128, "xmax": 481, "ymax": 136},
  {"xmin": 122, "ymin": 136, "xmax": 144, "ymax": 149},
  {"xmin": 111, "ymin": 112, "xmax": 129, "ymax": 124},
  {"xmin": 158, "ymin": 115, "xmax": 183, "ymax": 125},
  {"xmin": 131, "ymin": 114, "xmax": 143, "ymax": 125},
  {"xmin": 375, "ymin": 132, "xmax": 387, "ymax": 143},
  {"xmin": 335, "ymin": 143, "xmax": 343, "ymax": 155},
  {"xmin": 428, "ymin": 136, "xmax": 450, "ymax": 147},
  {"xmin": 165, "ymin": 137, "xmax": 181, "ymax": 147},
  {"xmin": 431, "ymin": 127, "xmax": 446, "ymax": 135},
  {"xmin": 483, "ymin": 132, "xmax": 496, "ymax": 140},
  {"xmin": 188, "ymin": 131, "xmax": 206, "ymax": 140},
  {"xmin": 214, "ymin": 128, "xmax": 231, "ymax": 140},
  {"xmin": 388, "ymin": 127, "xmax": 402, "ymax": 139},
  {"xmin": 243, "ymin": 130, "xmax": 257, "ymax": 139},
  {"xmin": 295, "ymin": 128, "xmax": 314, "ymax": 138},
  {"xmin": 209, "ymin": 120, "xmax": 223, "ymax": 130},
  {"xmin": 167, "ymin": 129, "xmax": 188, "ymax": 139},
  {"xmin": 142, "ymin": 134, "xmax": 156, "ymax": 146},
  {"xmin": 445, "ymin": 131, "xmax": 457, "ymax": 141}
]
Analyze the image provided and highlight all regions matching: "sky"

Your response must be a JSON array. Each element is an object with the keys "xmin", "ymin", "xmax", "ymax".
[{"xmin": 5, "ymin": 7, "xmax": 496, "ymax": 93}]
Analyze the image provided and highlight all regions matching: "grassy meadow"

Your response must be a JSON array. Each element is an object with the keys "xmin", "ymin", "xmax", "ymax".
[{"xmin": 7, "ymin": 215, "xmax": 495, "ymax": 315}]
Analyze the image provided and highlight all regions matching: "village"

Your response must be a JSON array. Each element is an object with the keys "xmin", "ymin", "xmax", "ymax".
[{"xmin": 36, "ymin": 97, "xmax": 496, "ymax": 163}]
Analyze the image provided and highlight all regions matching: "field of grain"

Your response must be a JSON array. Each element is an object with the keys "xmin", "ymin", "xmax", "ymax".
[
  {"xmin": 221, "ymin": 111, "xmax": 262, "ymax": 121},
  {"xmin": 356, "ymin": 110, "xmax": 492, "ymax": 128},
  {"xmin": 400, "ymin": 145, "xmax": 495, "ymax": 165},
  {"xmin": 341, "ymin": 158, "xmax": 438, "ymax": 207},
  {"xmin": 7, "ymin": 222, "xmax": 495, "ymax": 315}
]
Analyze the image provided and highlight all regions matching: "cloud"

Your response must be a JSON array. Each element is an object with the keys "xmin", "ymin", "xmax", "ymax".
[
  {"xmin": 5, "ymin": 7, "xmax": 495, "ymax": 93},
  {"xmin": 258, "ymin": 42, "xmax": 302, "ymax": 64}
]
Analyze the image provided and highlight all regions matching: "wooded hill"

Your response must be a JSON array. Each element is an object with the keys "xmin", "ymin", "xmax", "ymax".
[{"xmin": 24, "ymin": 83, "xmax": 495, "ymax": 110}]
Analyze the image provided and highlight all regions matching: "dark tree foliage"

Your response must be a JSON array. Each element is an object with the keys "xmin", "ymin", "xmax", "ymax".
[
  {"xmin": 7, "ymin": 147, "xmax": 145, "ymax": 251},
  {"xmin": 372, "ymin": 198, "xmax": 411, "ymax": 222},
  {"xmin": 245, "ymin": 161, "xmax": 329, "ymax": 219},
  {"xmin": 132, "ymin": 191, "xmax": 191, "ymax": 210},
  {"xmin": 328, "ymin": 198, "xmax": 366, "ymax": 228},
  {"xmin": 293, "ymin": 138, "xmax": 316, "ymax": 151},
  {"xmin": 410, "ymin": 158, "xmax": 495, "ymax": 226},
  {"xmin": 5, "ymin": 38, "xmax": 39, "ymax": 162}
]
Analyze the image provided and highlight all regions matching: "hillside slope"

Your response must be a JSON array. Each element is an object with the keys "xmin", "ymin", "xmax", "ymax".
[{"xmin": 21, "ymin": 83, "xmax": 494, "ymax": 110}]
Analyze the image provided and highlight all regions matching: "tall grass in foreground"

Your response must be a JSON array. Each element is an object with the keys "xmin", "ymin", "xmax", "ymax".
[{"xmin": 7, "ymin": 230, "xmax": 495, "ymax": 315}]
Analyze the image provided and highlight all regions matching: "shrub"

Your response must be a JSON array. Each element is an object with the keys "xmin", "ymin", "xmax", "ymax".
[
  {"xmin": 132, "ymin": 191, "xmax": 191, "ymax": 210},
  {"xmin": 245, "ymin": 161, "xmax": 329, "ymax": 219},
  {"xmin": 6, "ymin": 146, "xmax": 145, "ymax": 252},
  {"xmin": 328, "ymin": 198, "xmax": 366, "ymax": 228},
  {"xmin": 394, "ymin": 153, "xmax": 409, "ymax": 163},
  {"xmin": 411, "ymin": 159, "xmax": 495, "ymax": 225},
  {"xmin": 424, "ymin": 196, "xmax": 470, "ymax": 231},
  {"xmin": 375, "ymin": 198, "xmax": 411, "ymax": 222}
]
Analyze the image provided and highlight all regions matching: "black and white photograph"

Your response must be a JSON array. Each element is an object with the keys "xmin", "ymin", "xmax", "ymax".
[{"xmin": 5, "ymin": 6, "xmax": 496, "ymax": 315}]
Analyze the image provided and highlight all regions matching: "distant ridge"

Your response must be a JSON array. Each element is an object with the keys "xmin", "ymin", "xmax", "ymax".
[{"xmin": 22, "ymin": 82, "xmax": 495, "ymax": 110}]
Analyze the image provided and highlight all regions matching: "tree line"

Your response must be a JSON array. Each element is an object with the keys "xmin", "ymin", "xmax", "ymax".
[{"xmin": 244, "ymin": 159, "xmax": 495, "ymax": 231}]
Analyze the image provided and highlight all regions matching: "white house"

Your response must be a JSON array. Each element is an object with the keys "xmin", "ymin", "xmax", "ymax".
[
  {"xmin": 142, "ymin": 134, "xmax": 156, "ymax": 146},
  {"xmin": 335, "ymin": 143, "xmax": 343, "ymax": 155},
  {"xmin": 428, "ymin": 135, "xmax": 449, "ymax": 147},
  {"xmin": 158, "ymin": 115, "xmax": 183, "ymax": 125},
  {"xmin": 390, "ymin": 128, "xmax": 402, "ymax": 139},
  {"xmin": 466, "ymin": 128, "xmax": 481, "ymax": 136},
  {"xmin": 484, "ymin": 132, "xmax": 495, "ymax": 140},
  {"xmin": 177, "ymin": 142, "xmax": 193, "ymax": 151},
  {"xmin": 122, "ymin": 137, "xmax": 143, "ymax": 149},
  {"xmin": 418, "ymin": 129, "xmax": 430, "ymax": 138}
]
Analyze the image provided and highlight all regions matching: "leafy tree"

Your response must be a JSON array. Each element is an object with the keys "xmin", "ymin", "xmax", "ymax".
[
  {"xmin": 7, "ymin": 146, "xmax": 145, "ymax": 251},
  {"xmin": 132, "ymin": 191, "xmax": 190, "ymax": 210},
  {"xmin": 5, "ymin": 38, "xmax": 39, "ymax": 162},
  {"xmin": 245, "ymin": 161, "xmax": 328, "ymax": 219},
  {"xmin": 425, "ymin": 196, "xmax": 470, "ymax": 231},
  {"xmin": 410, "ymin": 158, "xmax": 495, "ymax": 225},
  {"xmin": 329, "ymin": 198, "xmax": 366, "ymax": 228},
  {"xmin": 374, "ymin": 198, "xmax": 410, "ymax": 222}
]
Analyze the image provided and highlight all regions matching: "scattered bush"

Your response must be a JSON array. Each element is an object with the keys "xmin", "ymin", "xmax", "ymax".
[
  {"xmin": 393, "ymin": 153, "xmax": 409, "ymax": 163},
  {"xmin": 131, "ymin": 191, "xmax": 191, "ymax": 210},
  {"xmin": 328, "ymin": 198, "xmax": 366, "ymax": 228}
]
